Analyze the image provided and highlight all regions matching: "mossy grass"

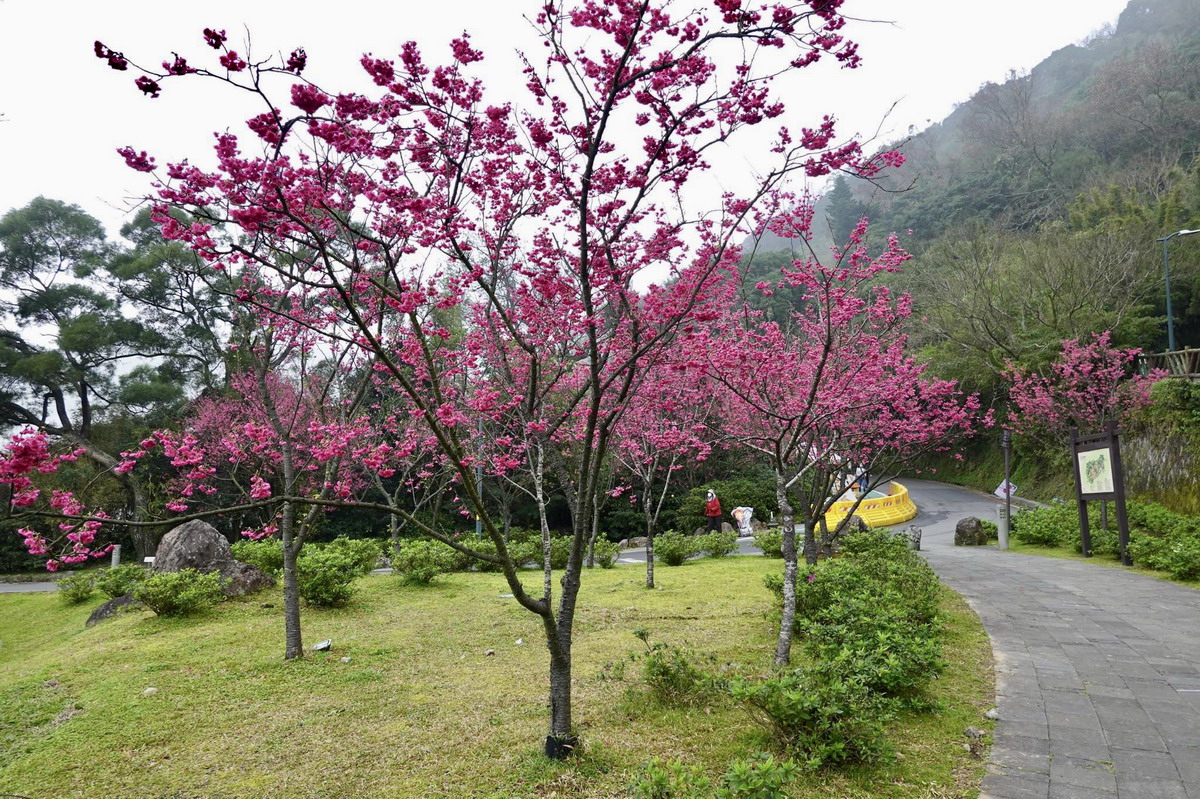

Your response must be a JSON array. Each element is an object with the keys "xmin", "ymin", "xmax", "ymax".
[{"xmin": 1, "ymin": 558, "xmax": 992, "ymax": 797}]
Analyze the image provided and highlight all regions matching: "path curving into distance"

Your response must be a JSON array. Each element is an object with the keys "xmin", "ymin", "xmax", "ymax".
[{"xmin": 908, "ymin": 478, "xmax": 1200, "ymax": 799}]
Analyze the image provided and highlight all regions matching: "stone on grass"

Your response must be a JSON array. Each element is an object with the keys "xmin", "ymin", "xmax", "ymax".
[
  {"xmin": 141, "ymin": 687, "xmax": 158, "ymax": 697},
  {"xmin": 340, "ymin": 657, "xmax": 351, "ymax": 663},
  {"xmin": 86, "ymin": 593, "xmax": 143, "ymax": 627},
  {"xmin": 963, "ymin": 726, "xmax": 985, "ymax": 739},
  {"xmin": 954, "ymin": 517, "xmax": 988, "ymax": 547},
  {"xmin": 312, "ymin": 639, "xmax": 332, "ymax": 652},
  {"xmin": 984, "ymin": 708, "xmax": 1000, "ymax": 720},
  {"xmin": 153, "ymin": 520, "xmax": 274, "ymax": 597},
  {"xmin": 485, "ymin": 648, "xmax": 496, "ymax": 656}
]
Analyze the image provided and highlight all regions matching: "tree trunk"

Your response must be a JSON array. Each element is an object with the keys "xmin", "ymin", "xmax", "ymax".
[
  {"xmin": 280, "ymin": 503, "xmax": 303, "ymax": 660},
  {"xmin": 546, "ymin": 645, "xmax": 575, "ymax": 757},
  {"xmin": 644, "ymin": 510, "xmax": 656, "ymax": 589},
  {"xmin": 546, "ymin": 524, "xmax": 584, "ymax": 758},
  {"xmin": 803, "ymin": 510, "xmax": 819, "ymax": 566},
  {"xmin": 77, "ymin": 443, "xmax": 157, "ymax": 560},
  {"xmin": 127, "ymin": 476, "xmax": 157, "ymax": 561},
  {"xmin": 774, "ymin": 471, "xmax": 798, "ymax": 666}
]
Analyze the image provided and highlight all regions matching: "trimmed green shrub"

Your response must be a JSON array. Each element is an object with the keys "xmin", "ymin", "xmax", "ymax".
[
  {"xmin": 467, "ymin": 533, "xmax": 572, "ymax": 570},
  {"xmin": 753, "ymin": 528, "xmax": 783, "ymax": 558},
  {"xmin": 1010, "ymin": 502, "xmax": 1079, "ymax": 547},
  {"xmin": 95, "ymin": 564, "xmax": 149, "ymax": 598},
  {"xmin": 654, "ymin": 531, "xmax": 694, "ymax": 567},
  {"xmin": 56, "ymin": 572, "xmax": 96, "ymax": 605},
  {"xmin": 699, "ymin": 531, "xmax": 738, "ymax": 558},
  {"xmin": 731, "ymin": 666, "xmax": 893, "ymax": 768},
  {"xmin": 231, "ymin": 539, "xmax": 284, "ymax": 576},
  {"xmin": 393, "ymin": 539, "xmax": 450, "ymax": 585},
  {"xmin": 323, "ymin": 536, "xmax": 383, "ymax": 575},
  {"xmin": 549, "ymin": 536, "xmax": 573, "ymax": 570},
  {"xmin": 133, "ymin": 568, "xmax": 226, "ymax": 617},
  {"xmin": 296, "ymin": 546, "xmax": 361, "ymax": 607},
  {"xmin": 979, "ymin": 519, "xmax": 998, "ymax": 541},
  {"xmin": 1126, "ymin": 501, "xmax": 1200, "ymax": 579},
  {"xmin": 592, "ymin": 538, "xmax": 620, "ymax": 568},
  {"xmin": 802, "ymin": 602, "xmax": 944, "ymax": 707}
]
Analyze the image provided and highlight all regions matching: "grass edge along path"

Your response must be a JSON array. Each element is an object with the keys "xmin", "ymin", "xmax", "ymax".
[{"xmin": 0, "ymin": 558, "xmax": 993, "ymax": 798}]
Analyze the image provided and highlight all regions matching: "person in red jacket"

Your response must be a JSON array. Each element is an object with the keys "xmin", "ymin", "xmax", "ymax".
[{"xmin": 703, "ymin": 490, "xmax": 723, "ymax": 533}]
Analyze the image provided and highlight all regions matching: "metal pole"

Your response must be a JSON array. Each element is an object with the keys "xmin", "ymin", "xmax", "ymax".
[
  {"xmin": 1000, "ymin": 429, "xmax": 1011, "ymax": 550},
  {"xmin": 1158, "ymin": 229, "xmax": 1200, "ymax": 353},
  {"xmin": 1161, "ymin": 236, "xmax": 1177, "ymax": 352}
]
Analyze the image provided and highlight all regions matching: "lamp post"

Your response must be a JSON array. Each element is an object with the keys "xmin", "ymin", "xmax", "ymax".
[{"xmin": 1155, "ymin": 228, "xmax": 1200, "ymax": 352}]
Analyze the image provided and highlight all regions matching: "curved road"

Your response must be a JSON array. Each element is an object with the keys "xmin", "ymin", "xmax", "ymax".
[{"xmin": 907, "ymin": 478, "xmax": 1200, "ymax": 799}]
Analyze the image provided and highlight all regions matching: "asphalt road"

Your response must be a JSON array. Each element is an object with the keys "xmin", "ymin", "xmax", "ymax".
[{"xmin": 616, "ymin": 477, "xmax": 1006, "ymax": 563}]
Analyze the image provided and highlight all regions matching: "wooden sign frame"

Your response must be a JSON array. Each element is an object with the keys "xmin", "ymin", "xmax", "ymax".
[{"xmin": 1069, "ymin": 420, "xmax": 1131, "ymax": 565}]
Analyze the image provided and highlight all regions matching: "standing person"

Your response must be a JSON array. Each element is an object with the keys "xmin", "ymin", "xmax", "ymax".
[{"xmin": 703, "ymin": 490, "xmax": 723, "ymax": 533}]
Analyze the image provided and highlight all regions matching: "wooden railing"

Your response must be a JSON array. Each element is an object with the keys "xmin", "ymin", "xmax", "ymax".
[{"xmin": 1138, "ymin": 348, "xmax": 1200, "ymax": 380}]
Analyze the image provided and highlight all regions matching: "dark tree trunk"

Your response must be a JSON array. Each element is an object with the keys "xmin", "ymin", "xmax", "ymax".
[
  {"xmin": 281, "ymin": 502, "xmax": 303, "ymax": 660},
  {"xmin": 774, "ymin": 470, "xmax": 798, "ymax": 666},
  {"xmin": 644, "ymin": 511, "xmax": 656, "ymax": 589}
]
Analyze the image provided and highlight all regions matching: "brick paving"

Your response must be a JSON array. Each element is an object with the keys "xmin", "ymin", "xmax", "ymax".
[{"xmin": 907, "ymin": 479, "xmax": 1200, "ymax": 799}]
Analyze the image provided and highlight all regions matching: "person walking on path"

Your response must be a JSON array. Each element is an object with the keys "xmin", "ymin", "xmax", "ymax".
[{"xmin": 703, "ymin": 490, "xmax": 723, "ymax": 533}]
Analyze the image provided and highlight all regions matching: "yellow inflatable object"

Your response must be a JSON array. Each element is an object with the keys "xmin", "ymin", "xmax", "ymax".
[{"xmin": 823, "ymin": 480, "xmax": 917, "ymax": 530}]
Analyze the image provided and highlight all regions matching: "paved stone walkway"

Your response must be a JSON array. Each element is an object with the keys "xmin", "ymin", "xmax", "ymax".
[{"xmin": 907, "ymin": 479, "xmax": 1200, "ymax": 799}]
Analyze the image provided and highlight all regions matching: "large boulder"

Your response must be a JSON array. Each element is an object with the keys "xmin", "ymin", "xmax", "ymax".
[
  {"xmin": 153, "ymin": 520, "xmax": 275, "ymax": 597},
  {"xmin": 954, "ymin": 517, "xmax": 988, "ymax": 547}
]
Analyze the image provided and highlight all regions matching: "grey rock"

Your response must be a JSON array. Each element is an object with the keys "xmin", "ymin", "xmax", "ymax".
[
  {"xmin": 485, "ymin": 648, "xmax": 496, "ymax": 656},
  {"xmin": 85, "ymin": 593, "xmax": 143, "ymax": 627},
  {"xmin": 141, "ymin": 687, "xmax": 158, "ymax": 697},
  {"xmin": 313, "ymin": 639, "xmax": 332, "ymax": 652},
  {"xmin": 625, "ymin": 536, "xmax": 650, "ymax": 548},
  {"xmin": 985, "ymin": 708, "xmax": 1001, "ymax": 720},
  {"xmin": 340, "ymin": 657, "xmax": 351, "ymax": 663},
  {"xmin": 904, "ymin": 524, "xmax": 923, "ymax": 551},
  {"xmin": 964, "ymin": 726, "xmax": 986, "ymax": 739},
  {"xmin": 954, "ymin": 517, "xmax": 988, "ymax": 546},
  {"xmin": 153, "ymin": 520, "xmax": 275, "ymax": 597},
  {"xmin": 843, "ymin": 515, "xmax": 870, "ymax": 535}
]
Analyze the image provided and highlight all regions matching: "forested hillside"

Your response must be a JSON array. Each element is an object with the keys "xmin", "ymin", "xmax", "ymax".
[{"xmin": 754, "ymin": 0, "xmax": 1200, "ymax": 393}]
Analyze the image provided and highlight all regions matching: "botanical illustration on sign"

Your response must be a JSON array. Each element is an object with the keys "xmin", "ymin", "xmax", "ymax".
[{"xmin": 1077, "ymin": 448, "xmax": 1115, "ymax": 495}]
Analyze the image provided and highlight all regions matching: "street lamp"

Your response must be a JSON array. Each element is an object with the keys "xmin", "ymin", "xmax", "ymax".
[{"xmin": 1155, "ymin": 228, "xmax": 1200, "ymax": 352}]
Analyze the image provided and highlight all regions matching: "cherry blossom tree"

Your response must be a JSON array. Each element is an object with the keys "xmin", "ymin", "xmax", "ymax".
[
  {"xmin": 700, "ymin": 212, "xmax": 987, "ymax": 664},
  {"xmin": 1004, "ymin": 330, "xmax": 1166, "ymax": 446},
  {"xmin": 613, "ymin": 363, "xmax": 716, "ymax": 588},
  {"xmin": 5, "ymin": 1, "xmax": 907, "ymax": 755}
]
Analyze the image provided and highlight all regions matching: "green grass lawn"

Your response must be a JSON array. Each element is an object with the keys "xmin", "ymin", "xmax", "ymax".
[{"xmin": 0, "ymin": 558, "xmax": 993, "ymax": 798}]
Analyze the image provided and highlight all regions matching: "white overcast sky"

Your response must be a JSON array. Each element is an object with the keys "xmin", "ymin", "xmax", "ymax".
[{"xmin": 0, "ymin": 0, "xmax": 1130, "ymax": 239}]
